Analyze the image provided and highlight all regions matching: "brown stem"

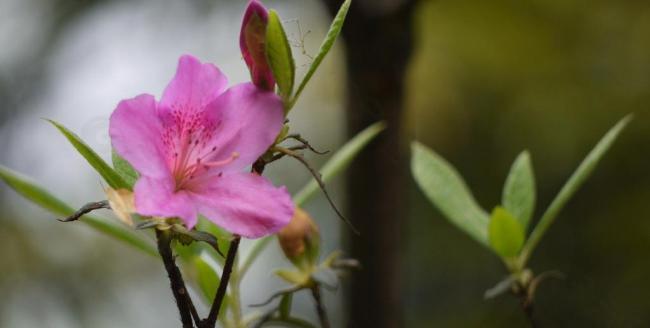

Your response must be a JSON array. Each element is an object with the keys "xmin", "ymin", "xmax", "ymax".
[
  {"xmin": 252, "ymin": 158, "xmax": 267, "ymax": 175},
  {"xmin": 310, "ymin": 285, "xmax": 330, "ymax": 328},
  {"xmin": 156, "ymin": 229, "xmax": 195, "ymax": 328},
  {"xmin": 59, "ymin": 200, "xmax": 110, "ymax": 222},
  {"xmin": 512, "ymin": 281, "xmax": 539, "ymax": 328},
  {"xmin": 521, "ymin": 300, "xmax": 538, "ymax": 328},
  {"xmin": 201, "ymin": 236, "xmax": 241, "ymax": 328}
]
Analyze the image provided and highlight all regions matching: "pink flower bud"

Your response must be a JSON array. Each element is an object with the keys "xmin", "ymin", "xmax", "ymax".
[{"xmin": 240, "ymin": 0, "xmax": 275, "ymax": 90}]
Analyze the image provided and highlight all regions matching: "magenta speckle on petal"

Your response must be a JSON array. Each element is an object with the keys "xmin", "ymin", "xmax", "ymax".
[{"xmin": 109, "ymin": 55, "xmax": 293, "ymax": 237}]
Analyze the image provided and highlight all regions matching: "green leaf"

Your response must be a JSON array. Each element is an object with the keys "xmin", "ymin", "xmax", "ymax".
[
  {"xmin": 293, "ymin": 121, "xmax": 385, "ymax": 205},
  {"xmin": 502, "ymin": 151, "xmax": 536, "ymax": 231},
  {"xmin": 111, "ymin": 149, "xmax": 138, "ymax": 188},
  {"xmin": 289, "ymin": 0, "xmax": 351, "ymax": 108},
  {"xmin": 0, "ymin": 165, "xmax": 157, "ymax": 256},
  {"xmin": 518, "ymin": 115, "xmax": 632, "ymax": 266},
  {"xmin": 488, "ymin": 207, "xmax": 525, "ymax": 258},
  {"xmin": 47, "ymin": 120, "xmax": 129, "ymax": 189},
  {"xmin": 83, "ymin": 216, "xmax": 157, "ymax": 257},
  {"xmin": 266, "ymin": 10, "xmax": 295, "ymax": 104},
  {"xmin": 411, "ymin": 141, "xmax": 490, "ymax": 246}
]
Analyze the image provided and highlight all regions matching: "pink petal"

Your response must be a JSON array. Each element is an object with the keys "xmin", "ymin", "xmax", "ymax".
[
  {"xmin": 134, "ymin": 175, "xmax": 198, "ymax": 228},
  {"xmin": 189, "ymin": 172, "xmax": 294, "ymax": 238},
  {"xmin": 200, "ymin": 82, "xmax": 284, "ymax": 172},
  {"xmin": 109, "ymin": 94, "xmax": 170, "ymax": 179},
  {"xmin": 159, "ymin": 55, "xmax": 228, "ymax": 112}
]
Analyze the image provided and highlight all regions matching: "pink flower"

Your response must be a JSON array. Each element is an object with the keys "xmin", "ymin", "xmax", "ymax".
[
  {"xmin": 240, "ymin": 0, "xmax": 274, "ymax": 90},
  {"xmin": 109, "ymin": 55, "xmax": 294, "ymax": 238}
]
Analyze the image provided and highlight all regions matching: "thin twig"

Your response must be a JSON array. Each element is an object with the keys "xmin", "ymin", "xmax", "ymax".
[
  {"xmin": 310, "ymin": 285, "xmax": 330, "ymax": 328},
  {"xmin": 250, "ymin": 286, "xmax": 304, "ymax": 307},
  {"xmin": 156, "ymin": 229, "xmax": 195, "ymax": 328},
  {"xmin": 59, "ymin": 200, "xmax": 110, "ymax": 222},
  {"xmin": 202, "ymin": 236, "xmax": 241, "ymax": 328},
  {"xmin": 283, "ymin": 134, "xmax": 330, "ymax": 154},
  {"xmin": 274, "ymin": 146, "xmax": 359, "ymax": 234},
  {"xmin": 528, "ymin": 270, "xmax": 565, "ymax": 301}
]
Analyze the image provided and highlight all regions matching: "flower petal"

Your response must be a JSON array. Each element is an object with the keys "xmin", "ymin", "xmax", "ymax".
[
  {"xmin": 134, "ymin": 176, "xmax": 198, "ymax": 228},
  {"xmin": 189, "ymin": 172, "xmax": 294, "ymax": 238},
  {"xmin": 109, "ymin": 94, "xmax": 169, "ymax": 179},
  {"xmin": 160, "ymin": 54, "xmax": 228, "ymax": 111},
  {"xmin": 201, "ymin": 82, "xmax": 284, "ymax": 172}
]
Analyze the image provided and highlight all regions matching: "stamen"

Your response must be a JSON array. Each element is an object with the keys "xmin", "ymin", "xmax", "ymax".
[{"xmin": 202, "ymin": 152, "xmax": 239, "ymax": 168}]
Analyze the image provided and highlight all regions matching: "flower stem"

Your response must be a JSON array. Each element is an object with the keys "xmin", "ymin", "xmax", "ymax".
[
  {"xmin": 519, "ymin": 295, "xmax": 538, "ymax": 328},
  {"xmin": 203, "ymin": 236, "xmax": 241, "ymax": 327},
  {"xmin": 311, "ymin": 285, "xmax": 330, "ymax": 328},
  {"xmin": 156, "ymin": 229, "xmax": 196, "ymax": 328}
]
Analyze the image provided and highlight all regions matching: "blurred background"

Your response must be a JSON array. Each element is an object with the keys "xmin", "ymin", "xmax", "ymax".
[{"xmin": 0, "ymin": 0, "xmax": 648, "ymax": 327}]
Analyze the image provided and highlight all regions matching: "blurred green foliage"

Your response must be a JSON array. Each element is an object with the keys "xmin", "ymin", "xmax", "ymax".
[{"xmin": 406, "ymin": 0, "xmax": 650, "ymax": 326}]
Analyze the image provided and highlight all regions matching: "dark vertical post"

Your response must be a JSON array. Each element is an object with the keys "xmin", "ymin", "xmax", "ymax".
[{"xmin": 323, "ymin": 1, "xmax": 416, "ymax": 327}]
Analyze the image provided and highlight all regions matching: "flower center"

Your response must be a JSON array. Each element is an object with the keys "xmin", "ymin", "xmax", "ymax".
[{"xmin": 161, "ymin": 105, "xmax": 237, "ymax": 190}]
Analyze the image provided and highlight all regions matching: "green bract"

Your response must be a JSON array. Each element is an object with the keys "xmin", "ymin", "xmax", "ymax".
[
  {"xmin": 488, "ymin": 207, "xmax": 525, "ymax": 258},
  {"xmin": 266, "ymin": 9, "xmax": 295, "ymax": 105}
]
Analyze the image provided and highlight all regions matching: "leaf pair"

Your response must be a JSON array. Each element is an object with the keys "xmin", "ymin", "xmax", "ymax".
[{"xmin": 411, "ymin": 115, "xmax": 631, "ymax": 267}]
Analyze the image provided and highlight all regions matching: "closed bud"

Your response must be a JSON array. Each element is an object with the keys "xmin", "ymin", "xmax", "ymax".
[
  {"xmin": 277, "ymin": 208, "xmax": 320, "ymax": 268},
  {"xmin": 240, "ymin": 0, "xmax": 275, "ymax": 90}
]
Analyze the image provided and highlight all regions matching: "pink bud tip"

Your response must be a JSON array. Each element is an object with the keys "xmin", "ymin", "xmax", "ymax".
[{"xmin": 240, "ymin": 0, "xmax": 275, "ymax": 90}]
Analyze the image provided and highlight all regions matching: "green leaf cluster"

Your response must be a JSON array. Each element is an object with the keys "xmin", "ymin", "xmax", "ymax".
[{"xmin": 411, "ymin": 115, "xmax": 631, "ymax": 270}]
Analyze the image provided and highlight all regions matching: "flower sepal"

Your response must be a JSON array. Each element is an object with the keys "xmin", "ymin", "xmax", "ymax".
[{"xmin": 134, "ymin": 217, "xmax": 226, "ymax": 257}]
